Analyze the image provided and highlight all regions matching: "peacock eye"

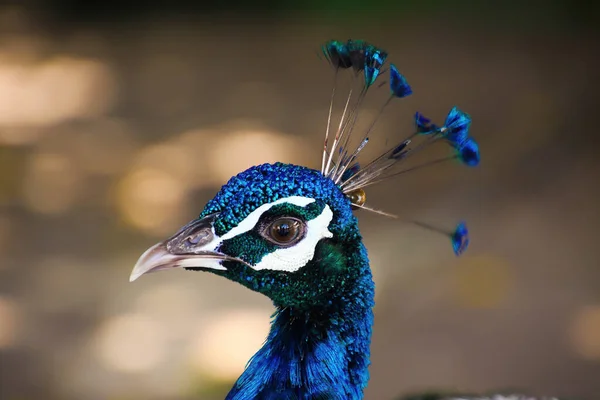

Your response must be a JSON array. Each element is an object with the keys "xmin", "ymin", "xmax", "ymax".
[{"xmin": 264, "ymin": 217, "xmax": 305, "ymax": 246}]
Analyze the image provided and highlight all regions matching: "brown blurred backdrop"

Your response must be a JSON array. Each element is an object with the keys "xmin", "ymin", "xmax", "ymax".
[{"xmin": 0, "ymin": 1, "xmax": 599, "ymax": 399}]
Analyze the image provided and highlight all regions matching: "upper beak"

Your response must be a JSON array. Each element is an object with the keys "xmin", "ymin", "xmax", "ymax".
[{"xmin": 129, "ymin": 213, "xmax": 239, "ymax": 282}]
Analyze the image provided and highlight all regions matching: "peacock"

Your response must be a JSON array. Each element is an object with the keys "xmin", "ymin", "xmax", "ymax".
[{"xmin": 129, "ymin": 40, "xmax": 559, "ymax": 400}]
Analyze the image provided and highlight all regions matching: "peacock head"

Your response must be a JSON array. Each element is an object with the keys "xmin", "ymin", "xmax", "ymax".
[
  {"xmin": 129, "ymin": 39, "xmax": 479, "ymax": 309},
  {"xmin": 130, "ymin": 162, "xmax": 362, "ymax": 308}
]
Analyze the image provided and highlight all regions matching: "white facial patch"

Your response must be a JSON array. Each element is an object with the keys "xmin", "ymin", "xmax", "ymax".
[
  {"xmin": 189, "ymin": 196, "xmax": 333, "ymax": 273},
  {"xmin": 252, "ymin": 204, "xmax": 333, "ymax": 272},
  {"xmin": 220, "ymin": 196, "xmax": 315, "ymax": 241}
]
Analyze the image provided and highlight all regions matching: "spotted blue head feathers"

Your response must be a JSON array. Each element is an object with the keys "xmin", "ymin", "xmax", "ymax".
[
  {"xmin": 390, "ymin": 64, "xmax": 413, "ymax": 98},
  {"xmin": 130, "ymin": 39, "xmax": 481, "ymax": 400}
]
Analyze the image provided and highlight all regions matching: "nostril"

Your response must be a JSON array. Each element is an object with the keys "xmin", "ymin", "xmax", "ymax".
[{"xmin": 186, "ymin": 230, "xmax": 212, "ymax": 246}]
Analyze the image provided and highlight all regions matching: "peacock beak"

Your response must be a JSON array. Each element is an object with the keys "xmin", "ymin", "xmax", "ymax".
[{"xmin": 129, "ymin": 213, "xmax": 244, "ymax": 282}]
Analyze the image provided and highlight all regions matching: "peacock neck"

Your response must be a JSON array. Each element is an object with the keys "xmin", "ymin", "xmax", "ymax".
[{"xmin": 226, "ymin": 244, "xmax": 375, "ymax": 400}]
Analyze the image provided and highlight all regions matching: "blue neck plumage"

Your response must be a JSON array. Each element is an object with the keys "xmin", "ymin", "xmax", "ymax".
[{"xmin": 226, "ymin": 245, "xmax": 374, "ymax": 400}]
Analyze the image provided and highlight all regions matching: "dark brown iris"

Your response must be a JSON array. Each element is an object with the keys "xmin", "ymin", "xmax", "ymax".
[{"xmin": 267, "ymin": 218, "xmax": 303, "ymax": 245}]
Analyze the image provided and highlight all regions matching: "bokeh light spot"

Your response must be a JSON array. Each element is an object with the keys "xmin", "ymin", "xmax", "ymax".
[
  {"xmin": 0, "ymin": 56, "xmax": 116, "ymax": 129},
  {"xmin": 210, "ymin": 129, "xmax": 310, "ymax": 183},
  {"xmin": 189, "ymin": 308, "xmax": 270, "ymax": 381},
  {"xmin": 0, "ymin": 296, "xmax": 19, "ymax": 349},
  {"xmin": 93, "ymin": 313, "xmax": 167, "ymax": 373},
  {"xmin": 116, "ymin": 166, "xmax": 188, "ymax": 235},
  {"xmin": 133, "ymin": 143, "xmax": 195, "ymax": 181},
  {"xmin": 174, "ymin": 129, "xmax": 223, "ymax": 190},
  {"xmin": 22, "ymin": 152, "xmax": 81, "ymax": 215},
  {"xmin": 569, "ymin": 305, "xmax": 600, "ymax": 360}
]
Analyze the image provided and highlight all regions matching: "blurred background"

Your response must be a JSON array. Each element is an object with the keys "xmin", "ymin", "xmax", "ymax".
[{"xmin": 0, "ymin": 1, "xmax": 599, "ymax": 399}]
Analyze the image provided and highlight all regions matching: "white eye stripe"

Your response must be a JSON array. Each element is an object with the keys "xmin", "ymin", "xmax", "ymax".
[
  {"xmin": 220, "ymin": 196, "xmax": 315, "ymax": 241},
  {"xmin": 189, "ymin": 196, "xmax": 331, "ymax": 273},
  {"xmin": 189, "ymin": 196, "xmax": 317, "ymax": 256},
  {"xmin": 251, "ymin": 205, "xmax": 333, "ymax": 272}
]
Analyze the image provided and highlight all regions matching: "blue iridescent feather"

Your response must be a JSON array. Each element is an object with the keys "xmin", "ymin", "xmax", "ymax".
[
  {"xmin": 390, "ymin": 64, "xmax": 413, "ymax": 98},
  {"xmin": 346, "ymin": 40, "xmax": 368, "ymax": 72},
  {"xmin": 322, "ymin": 40, "xmax": 352, "ymax": 69},
  {"xmin": 415, "ymin": 112, "xmax": 439, "ymax": 134},
  {"xmin": 457, "ymin": 138, "xmax": 480, "ymax": 167},
  {"xmin": 364, "ymin": 45, "xmax": 388, "ymax": 87},
  {"xmin": 341, "ymin": 163, "xmax": 361, "ymax": 182},
  {"xmin": 451, "ymin": 222, "xmax": 469, "ymax": 256},
  {"xmin": 444, "ymin": 106, "xmax": 471, "ymax": 146}
]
